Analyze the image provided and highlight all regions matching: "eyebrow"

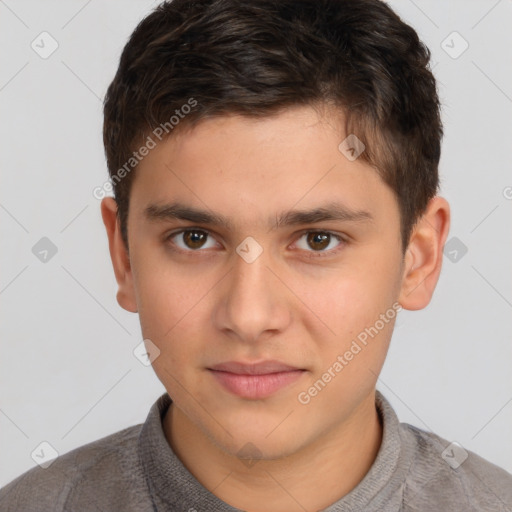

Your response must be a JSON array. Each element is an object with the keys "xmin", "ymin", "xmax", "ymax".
[{"xmin": 144, "ymin": 201, "xmax": 373, "ymax": 230}]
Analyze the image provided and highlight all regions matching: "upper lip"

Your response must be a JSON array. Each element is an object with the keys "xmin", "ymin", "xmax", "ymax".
[{"xmin": 208, "ymin": 360, "xmax": 303, "ymax": 375}]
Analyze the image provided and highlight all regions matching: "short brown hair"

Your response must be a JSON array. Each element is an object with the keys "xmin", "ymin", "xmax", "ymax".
[{"xmin": 103, "ymin": 0, "xmax": 442, "ymax": 253}]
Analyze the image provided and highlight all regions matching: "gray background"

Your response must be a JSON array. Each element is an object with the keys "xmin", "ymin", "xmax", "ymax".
[{"xmin": 1, "ymin": 0, "xmax": 511, "ymax": 487}]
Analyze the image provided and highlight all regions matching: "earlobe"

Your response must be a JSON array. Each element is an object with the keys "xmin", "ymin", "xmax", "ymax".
[
  {"xmin": 398, "ymin": 196, "xmax": 450, "ymax": 310},
  {"xmin": 100, "ymin": 197, "xmax": 138, "ymax": 313}
]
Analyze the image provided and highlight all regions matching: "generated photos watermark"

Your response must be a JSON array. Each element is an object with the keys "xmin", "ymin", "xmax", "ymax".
[
  {"xmin": 93, "ymin": 98, "xmax": 198, "ymax": 200},
  {"xmin": 297, "ymin": 302, "xmax": 402, "ymax": 405}
]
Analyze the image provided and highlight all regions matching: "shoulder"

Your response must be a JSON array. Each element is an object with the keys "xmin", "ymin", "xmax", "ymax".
[
  {"xmin": 400, "ymin": 422, "xmax": 512, "ymax": 511},
  {"xmin": 0, "ymin": 423, "xmax": 151, "ymax": 512}
]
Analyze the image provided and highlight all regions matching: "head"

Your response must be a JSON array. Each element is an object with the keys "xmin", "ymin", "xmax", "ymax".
[{"xmin": 101, "ymin": 0, "xmax": 449, "ymax": 460}]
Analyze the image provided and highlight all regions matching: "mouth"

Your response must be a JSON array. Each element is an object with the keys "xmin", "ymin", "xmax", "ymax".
[{"xmin": 207, "ymin": 360, "xmax": 307, "ymax": 399}]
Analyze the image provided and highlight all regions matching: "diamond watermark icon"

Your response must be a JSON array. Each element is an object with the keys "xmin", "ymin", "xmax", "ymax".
[
  {"xmin": 441, "ymin": 441, "xmax": 468, "ymax": 469},
  {"xmin": 237, "ymin": 442, "xmax": 263, "ymax": 469},
  {"xmin": 31, "ymin": 441, "xmax": 59, "ymax": 469},
  {"xmin": 441, "ymin": 31, "xmax": 469, "ymax": 59},
  {"xmin": 236, "ymin": 236, "xmax": 263, "ymax": 264},
  {"xmin": 32, "ymin": 237, "xmax": 58, "ymax": 263},
  {"xmin": 338, "ymin": 134, "xmax": 365, "ymax": 161},
  {"xmin": 443, "ymin": 236, "xmax": 468, "ymax": 263},
  {"xmin": 133, "ymin": 339, "xmax": 161, "ymax": 366},
  {"xmin": 31, "ymin": 31, "xmax": 59, "ymax": 59}
]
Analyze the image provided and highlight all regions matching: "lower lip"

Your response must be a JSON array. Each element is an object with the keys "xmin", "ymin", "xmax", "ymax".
[{"xmin": 209, "ymin": 369, "xmax": 305, "ymax": 399}]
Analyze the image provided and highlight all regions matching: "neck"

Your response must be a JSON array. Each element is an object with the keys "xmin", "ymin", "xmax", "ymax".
[{"xmin": 163, "ymin": 391, "xmax": 383, "ymax": 512}]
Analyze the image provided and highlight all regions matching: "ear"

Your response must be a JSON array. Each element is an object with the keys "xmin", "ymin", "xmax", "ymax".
[
  {"xmin": 100, "ymin": 197, "xmax": 138, "ymax": 313},
  {"xmin": 398, "ymin": 196, "xmax": 450, "ymax": 310}
]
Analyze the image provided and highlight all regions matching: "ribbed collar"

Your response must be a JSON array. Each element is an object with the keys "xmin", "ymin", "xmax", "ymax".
[{"xmin": 139, "ymin": 390, "xmax": 414, "ymax": 511}]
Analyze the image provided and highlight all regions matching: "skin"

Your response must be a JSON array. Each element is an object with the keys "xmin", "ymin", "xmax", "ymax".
[{"xmin": 101, "ymin": 105, "xmax": 450, "ymax": 512}]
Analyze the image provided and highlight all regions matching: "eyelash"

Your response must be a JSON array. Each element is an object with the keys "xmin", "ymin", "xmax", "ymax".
[{"xmin": 164, "ymin": 228, "xmax": 347, "ymax": 259}]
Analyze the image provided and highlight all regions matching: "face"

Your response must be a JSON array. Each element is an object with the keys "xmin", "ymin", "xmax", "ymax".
[{"xmin": 118, "ymin": 105, "xmax": 407, "ymax": 458}]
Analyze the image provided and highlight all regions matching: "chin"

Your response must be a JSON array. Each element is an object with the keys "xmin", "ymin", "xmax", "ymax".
[
  {"xmin": 209, "ymin": 418, "xmax": 309, "ymax": 462},
  {"xmin": 221, "ymin": 435, "xmax": 302, "ymax": 463}
]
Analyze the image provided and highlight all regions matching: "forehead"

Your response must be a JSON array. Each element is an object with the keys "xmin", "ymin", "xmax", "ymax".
[{"xmin": 129, "ymin": 106, "xmax": 398, "ymax": 229}]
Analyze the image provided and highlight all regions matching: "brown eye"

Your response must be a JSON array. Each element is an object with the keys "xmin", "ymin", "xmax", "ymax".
[
  {"xmin": 294, "ymin": 231, "xmax": 344, "ymax": 256},
  {"xmin": 167, "ymin": 229, "xmax": 216, "ymax": 251},
  {"xmin": 306, "ymin": 232, "xmax": 331, "ymax": 251},
  {"xmin": 183, "ymin": 230, "xmax": 207, "ymax": 249}
]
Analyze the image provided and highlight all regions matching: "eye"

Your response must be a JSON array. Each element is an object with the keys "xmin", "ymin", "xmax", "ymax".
[
  {"xmin": 166, "ymin": 229, "xmax": 218, "ymax": 251},
  {"xmin": 165, "ymin": 228, "xmax": 346, "ymax": 257},
  {"xmin": 293, "ymin": 230, "xmax": 345, "ymax": 257}
]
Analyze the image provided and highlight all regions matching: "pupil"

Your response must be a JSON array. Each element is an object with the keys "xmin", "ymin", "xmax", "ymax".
[
  {"xmin": 309, "ymin": 233, "xmax": 329, "ymax": 251},
  {"xmin": 186, "ymin": 231, "xmax": 205, "ymax": 249}
]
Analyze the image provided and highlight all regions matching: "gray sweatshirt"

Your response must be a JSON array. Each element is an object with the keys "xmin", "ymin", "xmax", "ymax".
[{"xmin": 1, "ymin": 390, "xmax": 511, "ymax": 511}]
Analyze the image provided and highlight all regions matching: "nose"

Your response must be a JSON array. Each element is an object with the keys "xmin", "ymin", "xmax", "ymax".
[{"xmin": 212, "ymin": 240, "xmax": 291, "ymax": 344}]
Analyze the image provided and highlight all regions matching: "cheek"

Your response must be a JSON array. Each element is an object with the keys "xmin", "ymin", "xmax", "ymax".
[
  {"xmin": 296, "ymin": 281, "xmax": 397, "ymax": 415},
  {"xmin": 133, "ymin": 249, "xmax": 198, "ymax": 334},
  {"xmin": 137, "ymin": 284, "xmax": 204, "ymax": 401},
  {"xmin": 294, "ymin": 260, "xmax": 397, "ymax": 334},
  {"xmin": 293, "ymin": 256, "xmax": 400, "ymax": 379},
  {"xmin": 131, "ymin": 253, "xmax": 218, "ymax": 371}
]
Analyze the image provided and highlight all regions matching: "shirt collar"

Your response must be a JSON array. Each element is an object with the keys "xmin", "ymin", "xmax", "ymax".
[{"xmin": 139, "ymin": 390, "xmax": 414, "ymax": 511}]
